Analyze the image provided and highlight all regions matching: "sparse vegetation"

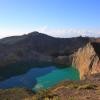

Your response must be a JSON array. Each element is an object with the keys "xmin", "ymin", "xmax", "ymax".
[
  {"xmin": 0, "ymin": 80, "xmax": 100, "ymax": 100},
  {"xmin": 65, "ymin": 83, "xmax": 97, "ymax": 90},
  {"xmin": 65, "ymin": 83, "xmax": 79, "ymax": 89},
  {"xmin": 35, "ymin": 88, "xmax": 60, "ymax": 100},
  {"xmin": 67, "ymin": 96, "xmax": 78, "ymax": 100},
  {"xmin": 78, "ymin": 84, "xmax": 97, "ymax": 90},
  {"xmin": 0, "ymin": 88, "xmax": 34, "ymax": 100}
]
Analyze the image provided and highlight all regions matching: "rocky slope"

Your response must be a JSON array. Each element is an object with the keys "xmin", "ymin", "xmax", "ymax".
[
  {"xmin": 73, "ymin": 42, "xmax": 100, "ymax": 79},
  {"xmin": 51, "ymin": 74, "xmax": 100, "ymax": 100},
  {"xmin": 0, "ymin": 88, "xmax": 35, "ymax": 100}
]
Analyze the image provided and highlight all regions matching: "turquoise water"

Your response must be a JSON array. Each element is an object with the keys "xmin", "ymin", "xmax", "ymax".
[
  {"xmin": 0, "ymin": 66, "xmax": 79, "ymax": 90},
  {"xmin": 34, "ymin": 67, "xmax": 79, "ymax": 90}
]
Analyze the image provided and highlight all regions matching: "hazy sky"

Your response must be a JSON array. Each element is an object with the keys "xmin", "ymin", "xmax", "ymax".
[{"xmin": 0, "ymin": 0, "xmax": 100, "ymax": 38}]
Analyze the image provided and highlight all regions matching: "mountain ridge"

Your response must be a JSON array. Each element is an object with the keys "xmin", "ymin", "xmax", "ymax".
[{"xmin": 0, "ymin": 31, "xmax": 90, "ymax": 67}]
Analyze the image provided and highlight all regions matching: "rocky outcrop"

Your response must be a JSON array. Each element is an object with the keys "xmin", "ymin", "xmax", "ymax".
[{"xmin": 73, "ymin": 42, "xmax": 100, "ymax": 80}]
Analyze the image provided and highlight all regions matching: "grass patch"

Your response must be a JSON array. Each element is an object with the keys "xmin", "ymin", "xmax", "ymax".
[
  {"xmin": 63, "ymin": 81, "xmax": 97, "ymax": 90},
  {"xmin": 35, "ymin": 88, "xmax": 60, "ymax": 100},
  {"xmin": 68, "ymin": 96, "xmax": 78, "ymax": 100},
  {"xmin": 65, "ymin": 83, "xmax": 79, "ymax": 89},
  {"xmin": 78, "ymin": 84, "xmax": 97, "ymax": 90}
]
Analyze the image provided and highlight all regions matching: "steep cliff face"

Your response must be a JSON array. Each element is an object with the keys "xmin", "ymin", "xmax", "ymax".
[{"xmin": 73, "ymin": 42, "xmax": 100, "ymax": 80}]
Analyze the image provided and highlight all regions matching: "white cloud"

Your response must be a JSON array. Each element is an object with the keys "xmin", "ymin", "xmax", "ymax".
[
  {"xmin": 0, "ymin": 27, "xmax": 33, "ymax": 38},
  {"xmin": 35, "ymin": 26, "xmax": 100, "ymax": 38},
  {"xmin": 0, "ymin": 26, "xmax": 100, "ymax": 38}
]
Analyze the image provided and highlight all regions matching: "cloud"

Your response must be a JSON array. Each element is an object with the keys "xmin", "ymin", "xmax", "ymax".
[
  {"xmin": 35, "ymin": 26, "xmax": 100, "ymax": 38},
  {"xmin": 0, "ymin": 27, "xmax": 33, "ymax": 38},
  {"xmin": 0, "ymin": 26, "xmax": 100, "ymax": 38}
]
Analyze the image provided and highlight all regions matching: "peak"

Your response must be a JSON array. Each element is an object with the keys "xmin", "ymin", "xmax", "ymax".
[
  {"xmin": 27, "ymin": 31, "xmax": 54, "ymax": 38},
  {"xmin": 28, "ymin": 31, "xmax": 49, "ymax": 37},
  {"xmin": 28, "ymin": 31, "xmax": 41, "ymax": 36}
]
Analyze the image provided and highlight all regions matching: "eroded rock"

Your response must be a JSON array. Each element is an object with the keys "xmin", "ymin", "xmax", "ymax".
[{"xmin": 73, "ymin": 42, "xmax": 100, "ymax": 80}]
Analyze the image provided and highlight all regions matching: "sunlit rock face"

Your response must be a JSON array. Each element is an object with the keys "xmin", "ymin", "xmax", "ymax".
[{"xmin": 73, "ymin": 42, "xmax": 100, "ymax": 80}]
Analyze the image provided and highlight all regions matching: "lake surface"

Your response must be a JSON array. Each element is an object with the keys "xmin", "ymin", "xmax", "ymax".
[{"xmin": 0, "ymin": 66, "xmax": 79, "ymax": 90}]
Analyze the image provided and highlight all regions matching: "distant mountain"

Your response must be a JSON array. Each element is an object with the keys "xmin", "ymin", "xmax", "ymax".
[{"xmin": 0, "ymin": 31, "xmax": 91, "ymax": 67}]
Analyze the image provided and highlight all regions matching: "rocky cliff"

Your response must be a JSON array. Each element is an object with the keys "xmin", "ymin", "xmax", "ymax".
[{"xmin": 73, "ymin": 42, "xmax": 100, "ymax": 80}]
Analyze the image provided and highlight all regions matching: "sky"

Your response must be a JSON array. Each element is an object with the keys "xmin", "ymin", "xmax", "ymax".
[{"xmin": 0, "ymin": 0, "xmax": 100, "ymax": 38}]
